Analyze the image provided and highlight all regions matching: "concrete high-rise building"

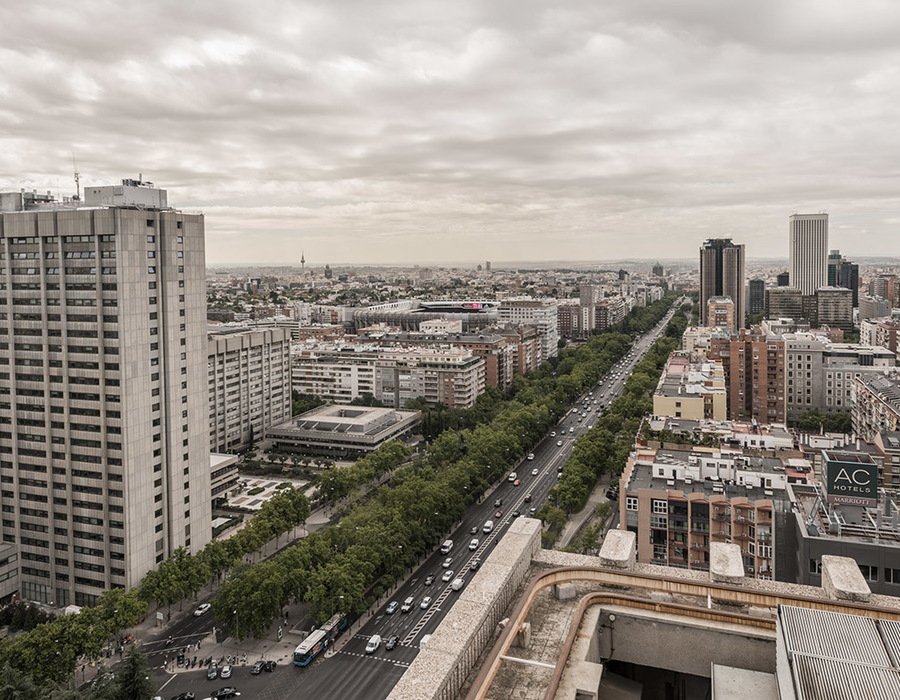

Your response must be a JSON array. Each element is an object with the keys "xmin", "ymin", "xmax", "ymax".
[
  {"xmin": 710, "ymin": 329, "xmax": 786, "ymax": 424},
  {"xmin": 207, "ymin": 327, "xmax": 291, "ymax": 453},
  {"xmin": 859, "ymin": 295, "xmax": 891, "ymax": 323},
  {"xmin": 747, "ymin": 278, "xmax": 765, "ymax": 317},
  {"xmin": 497, "ymin": 299, "xmax": 559, "ymax": 361},
  {"xmin": 870, "ymin": 274, "xmax": 899, "ymax": 309},
  {"xmin": 0, "ymin": 180, "xmax": 210, "ymax": 607},
  {"xmin": 789, "ymin": 213, "xmax": 828, "ymax": 296},
  {"xmin": 699, "ymin": 239, "xmax": 745, "ymax": 327},
  {"xmin": 776, "ymin": 271, "xmax": 790, "ymax": 287}
]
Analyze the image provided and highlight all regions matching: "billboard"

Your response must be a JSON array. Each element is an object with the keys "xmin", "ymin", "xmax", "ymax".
[{"xmin": 824, "ymin": 454, "xmax": 878, "ymax": 507}]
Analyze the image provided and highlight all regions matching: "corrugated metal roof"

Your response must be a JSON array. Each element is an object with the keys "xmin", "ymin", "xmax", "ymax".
[{"xmin": 780, "ymin": 605, "xmax": 900, "ymax": 700}]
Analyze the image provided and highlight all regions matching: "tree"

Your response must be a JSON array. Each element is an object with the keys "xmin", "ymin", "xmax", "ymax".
[
  {"xmin": 115, "ymin": 647, "xmax": 155, "ymax": 700},
  {"xmin": 0, "ymin": 662, "xmax": 40, "ymax": 700}
]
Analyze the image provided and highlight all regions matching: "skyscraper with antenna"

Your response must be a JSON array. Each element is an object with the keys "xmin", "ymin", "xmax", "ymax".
[{"xmin": 300, "ymin": 250, "xmax": 306, "ymax": 272}]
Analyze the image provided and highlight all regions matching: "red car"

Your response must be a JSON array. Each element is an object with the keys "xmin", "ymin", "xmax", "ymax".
[
  {"xmin": 495, "ymin": 510, "xmax": 503, "ymax": 518},
  {"xmin": 513, "ymin": 479, "xmax": 521, "ymax": 487}
]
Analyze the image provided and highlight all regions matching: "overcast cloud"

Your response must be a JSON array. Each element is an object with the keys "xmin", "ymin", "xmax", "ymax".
[{"xmin": 1, "ymin": 0, "xmax": 899, "ymax": 264}]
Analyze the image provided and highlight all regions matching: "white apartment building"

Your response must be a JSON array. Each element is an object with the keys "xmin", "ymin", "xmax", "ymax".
[
  {"xmin": 0, "ymin": 181, "xmax": 211, "ymax": 607},
  {"xmin": 784, "ymin": 332, "xmax": 896, "ymax": 421},
  {"xmin": 292, "ymin": 343, "xmax": 485, "ymax": 409},
  {"xmin": 208, "ymin": 326, "xmax": 291, "ymax": 453},
  {"xmin": 498, "ymin": 299, "xmax": 559, "ymax": 362}
]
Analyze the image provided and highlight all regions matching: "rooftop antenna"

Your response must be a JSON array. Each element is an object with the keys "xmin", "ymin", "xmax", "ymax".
[{"xmin": 72, "ymin": 155, "xmax": 81, "ymax": 201}]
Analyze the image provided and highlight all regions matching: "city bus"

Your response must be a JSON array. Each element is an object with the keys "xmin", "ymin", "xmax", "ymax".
[{"xmin": 293, "ymin": 614, "xmax": 349, "ymax": 667}]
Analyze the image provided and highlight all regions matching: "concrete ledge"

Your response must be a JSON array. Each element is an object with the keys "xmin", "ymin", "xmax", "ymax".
[
  {"xmin": 710, "ymin": 543, "xmax": 744, "ymax": 584},
  {"xmin": 598, "ymin": 529, "xmax": 636, "ymax": 570},
  {"xmin": 821, "ymin": 555, "xmax": 871, "ymax": 602}
]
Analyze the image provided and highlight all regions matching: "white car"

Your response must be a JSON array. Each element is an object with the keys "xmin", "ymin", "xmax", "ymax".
[
  {"xmin": 193, "ymin": 603, "xmax": 212, "ymax": 617},
  {"xmin": 220, "ymin": 665, "xmax": 232, "ymax": 679},
  {"xmin": 420, "ymin": 596, "xmax": 432, "ymax": 609},
  {"xmin": 365, "ymin": 635, "xmax": 382, "ymax": 654},
  {"xmin": 442, "ymin": 569, "xmax": 455, "ymax": 582},
  {"xmin": 531, "ymin": 468, "xmax": 539, "ymax": 476},
  {"xmin": 469, "ymin": 538, "xmax": 479, "ymax": 550},
  {"xmin": 550, "ymin": 431, "xmax": 556, "ymax": 437},
  {"xmin": 442, "ymin": 557, "xmax": 453, "ymax": 568},
  {"xmin": 527, "ymin": 453, "xmax": 535, "ymax": 460},
  {"xmin": 556, "ymin": 440, "xmax": 563, "ymax": 447}
]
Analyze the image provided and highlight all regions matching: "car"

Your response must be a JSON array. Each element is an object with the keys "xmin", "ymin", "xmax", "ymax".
[
  {"xmin": 385, "ymin": 635, "xmax": 400, "ymax": 651},
  {"xmin": 250, "ymin": 661, "xmax": 264, "ymax": 675},
  {"xmin": 587, "ymin": 425, "xmax": 593, "ymax": 430},
  {"xmin": 451, "ymin": 577, "xmax": 465, "ymax": 591},
  {"xmin": 527, "ymin": 453, "xmax": 535, "ymax": 460},
  {"xmin": 524, "ymin": 493, "xmax": 532, "ymax": 502},
  {"xmin": 365, "ymin": 635, "xmax": 382, "ymax": 654},
  {"xmin": 209, "ymin": 689, "xmax": 240, "ymax": 700},
  {"xmin": 442, "ymin": 569, "xmax": 454, "ymax": 582},
  {"xmin": 556, "ymin": 440, "xmax": 563, "ymax": 447},
  {"xmin": 401, "ymin": 596, "xmax": 415, "ymax": 613},
  {"xmin": 172, "ymin": 694, "xmax": 195, "ymax": 700},
  {"xmin": 529, "ymin": 507, "xmax": 537, "ymax": 515},
  {"xmin": 550, "ymin": 431, "xmax": 556, "ymax": 437},
  {"xmin": 469, "ymin": 538, "xmax": 479, "ymax": 550},
  {"xmin": 470, "ymin": 525, "xmax": 479, "ymax": 535},
  {"xmin": 442, "ymin": 556, "xmax": 453, "ymax": 568},
  {"xmin": 569, "ymin": 427, "xmax": 575, "ymax": 433},
  {"xmin": 495, "ymin": 510, "xmax": 503, "ymax": 518},
  {"xmin": 531, "ymin": 468, "xmax": 539, "ymax": 476},
  {"xmin": 605, "ymin": 487, "xmax": 618, "ymax": 500},
  {"xmin": 469, "ymin": 558, "xmax": 481, "ymax": 570},
  {"xmin": 263, "ymin": 660, "xmax": 276, "ymax": 672},
  {"xmin": 514, "ymin": 479, "xmax": 521, "ymax": 486},
  {"xmin": 385, "ymin": 600, "xmax": 399, "ymax": 614},
  {"xmin": 494, "ymin": 498, "xmax": 503, "ymax": 507},
  {"xmin": 220, "ymin": 665, "xmax": 232, "ymax": 680},
  {"xmin": 424, "ymin": 574, "xmax": 435, "ymax": 585},
  {"xmin": 193, "ymin": 603, "xmax": 212, "ymax": 617},
  {"xmin": 507, "ymin": 472, "xmax": 517, "ymax": 482},
  {"xmin": 207, "ymin": 665, "xmax": 219, "ymax": 681},
  {"xmin": 420, "ymin": 596, "xmax": 432, "ymax": 609}
]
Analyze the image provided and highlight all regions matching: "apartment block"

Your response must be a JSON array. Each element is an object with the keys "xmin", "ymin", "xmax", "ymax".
[
  {"xmin": 652, "ymin": 352, "xmax": 727, "ymax": 421},
  {"xmin": 0, "ymin": 181, "xmax": 210, "ymax": 607},
  {"xmin": 705, "ymin": 296, "xmax": 735, "ymax": 332},
  {"xmin": 860, "ymin": 316, "xmax": 900, "ymax": 353},
  {"xmin": 291, "ymin": 343, "xmax": 485, "ymax": 409},
  {"xmin": 207, "ymin": 326, "xmax": 291, "ymax": 453},
  {"xmin": 784, "ymin": 333, "xmax": 895, "ymax": 421},
  {"xmin": 852, "ymin": 372, "xmax": 900, "ymax": 441},
  {"xmin": 498, "ymin": 299, "xmax": 559, "ymax": 362},
  {"xmin": 620, "ymin": 446, "xmax": 803, "ymax": 579},
  {"xmin": 710, "ymin": 330, "xmax": 786, "ymax": 424}
]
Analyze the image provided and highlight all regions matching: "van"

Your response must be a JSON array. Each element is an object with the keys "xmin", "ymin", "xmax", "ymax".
[
  {"xmin": 482, "ymin": 520, "xmax": 494, "ymax": 534},
  {"xmin": 507, "ymin": 472, "xmax": 517, "ymax": 482},
  {"xmin": 440, "ymin": 539, "xmax": 453, "ymax": 554},
  {"xmin": 401, "ymin": 596, "xmax": 415, "ymax": 613},
  {"xmin": 365, "ymin": 635, "xmax": 382, "ymax": 654}
]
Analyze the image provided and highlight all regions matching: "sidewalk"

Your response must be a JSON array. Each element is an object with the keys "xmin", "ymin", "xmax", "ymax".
[{"xmin": 557, "ymin": 475, "xmax": 611, "ymax": 549}]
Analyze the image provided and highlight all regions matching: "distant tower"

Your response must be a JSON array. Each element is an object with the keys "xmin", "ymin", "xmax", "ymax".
[
  {"xmin": 789, "ymin": 213, "xmax": 828, "ymax": 296},
  {"xmin": 324, "ymin": 264, "xmax": 333, "ymax": 280},
  {"xmin": 300, "ymin": 250, "xmax": 306, "ymax": 272},
  {"xmin": 699, "ymin": 239, "xmax": 745, "ymax": 327},
  {"xmin": 652, "ymin": 262, "xmax": 664, "ymax": 277},
  {"xmin": 485, "ymin": 261, "xmax": 491, "ymax": 272}
]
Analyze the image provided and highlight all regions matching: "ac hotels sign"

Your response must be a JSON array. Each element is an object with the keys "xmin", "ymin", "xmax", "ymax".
[{"xmin": 824, "ymin": 453, "xmax": 878, "ymax": 507}]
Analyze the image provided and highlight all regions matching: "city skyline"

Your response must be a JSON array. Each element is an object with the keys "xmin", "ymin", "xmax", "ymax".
[{"xmin": 2, "ymin": 2, "xmax": 900, "ymax": 264}]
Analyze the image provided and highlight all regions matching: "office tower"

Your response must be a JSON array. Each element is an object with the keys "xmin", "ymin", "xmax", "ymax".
[
  {"xmin": 706, "ymin": 296, "xmax": 736, "ymax": 332},
  {"xmin": 776, "ymin": 272, "xmax": 790, "ymax": 287},
  {"xmin": 652, "ymin": 262, "xmax": 664, "ymax": 277},
  {"xmin": 826, "ymin": 250, "xmax": 860, "ymax": 306},
  {"xmin": 485, "ymin": 261, "xmax": 491, "ymax": 272},
  {"xmin": 815, "ymin": 287, "xmax": 853, "ymax": 331},
  {"xmin": 859, "ymin": 295, "xmax": 892, "ymax": 323},
  {"xmin": 748, "ymin": 278, "xmax": 765, "ymax": 316},
  {"xmin": 766, "ymin": 287, "xmax": 803, "ymax": 320},
  {"xmin": 699, "ymin": 239, "xmax": 745, "ymax": 327},
  {"xmin": 789, "ymin": 214, "xmax": 828, "ymax": 296},
  {"xmin": 0, "ymin": 180, "xmax": 210, "ymax": 607}
]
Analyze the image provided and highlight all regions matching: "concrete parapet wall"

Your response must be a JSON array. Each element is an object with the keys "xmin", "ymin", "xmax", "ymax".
[{"xmin": 387, "ymin": 517, "xmax": 542, "ymax": 700}]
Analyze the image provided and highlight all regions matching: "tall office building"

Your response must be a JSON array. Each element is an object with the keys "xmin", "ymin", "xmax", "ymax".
[
  {"xmin": 789, "ymin": 214, "xmax": 828, "ymax": 296},
  {"xmin": 826, "ymin": 249, "xmax": 860, "ymax": 306},
  {"xmin": 0, "ymin": 181, "xmax": 210, "ymax": 606},
  {"xmin": 748, "ymin": 278, "xmax": 765, "ymax": 317},
  {"xmin": 699, "ymin": 239, "xmax": 745, "ymax": 327},
  {"xmin": 776, "ymin": 271, "xmax": 790, "ymax": 287}
]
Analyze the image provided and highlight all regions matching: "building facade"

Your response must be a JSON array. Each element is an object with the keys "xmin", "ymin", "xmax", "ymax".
[
  {"xmin": 0, "ymin": 181, "xmax": 211, "ymax": 606},
  {"xmin": 705, "ymin": 296, "xmax": 736, "ymax": 332},
  {"xmin": 711, "ymin": 330, "xmax": 786, "ymax": 424},
  {"xmin": 699, "ymin": 239, "xmax": 745, "ymax": 327},
  {"xmin": 498, "ymin": 299, "xmax": 559, "ymax": 362},
  {"xmin": 815, "ymin": 286, "xmax": 853, "ymax": 331},
  {"xmin": 652, "ymin": 353, "xmax": 727, "ymax": 421},
  {"xmin": 747, "ymin": 278, "xmax": 765, "ymax": 317},
  {"xmin": 765, "ymin": 286, "xmax": 803, "ymax": 320},
  {"xmin": 207, "ymin": 326, "xmax": 291, "ymax": 453},
  {"xmin": 789, "ymin": 213, "xmax": 828, "ymax": 297},
  {"xmin": 826, "ymin": 250, "xmax": 860, "ymax": 306},
  {"xmin": 852, "ymin": 372, "xmax": 900, "ymax": 441}
]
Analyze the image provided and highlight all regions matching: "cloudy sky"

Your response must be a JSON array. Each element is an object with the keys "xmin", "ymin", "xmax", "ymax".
[{"xmin": 2, "ymin": 1, "xmax": 899, "ymax": 265}]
